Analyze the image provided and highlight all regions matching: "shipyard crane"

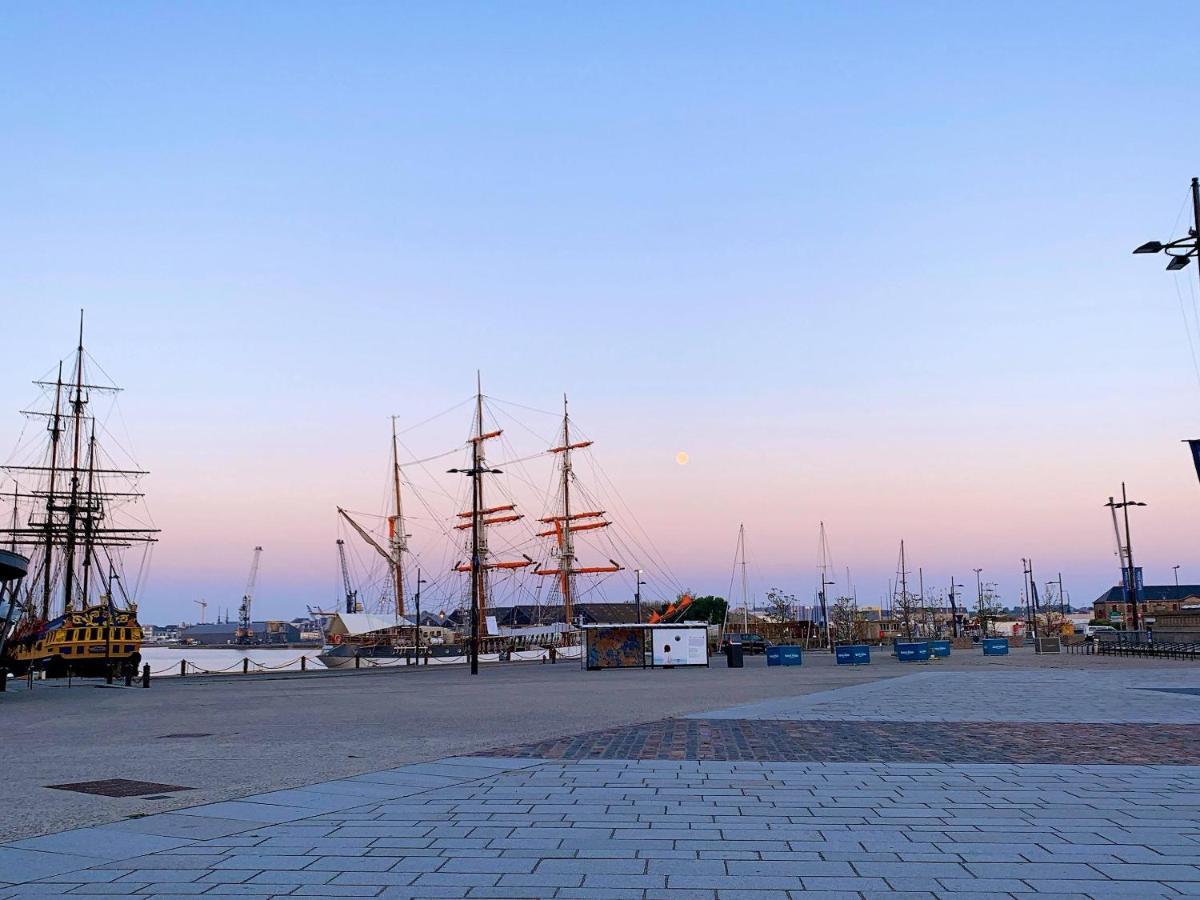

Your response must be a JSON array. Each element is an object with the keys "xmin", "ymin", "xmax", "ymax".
[
  {"xmin": 193, "ymin": 598, "xmax": 208, "ymax": 624},
  {"xmin": 235, "ymin": 546, "xmax": 263, "ymax": 645},
  {"xmin": 336, "ymin": 539, "xmax": 359, "ymax": 614}
]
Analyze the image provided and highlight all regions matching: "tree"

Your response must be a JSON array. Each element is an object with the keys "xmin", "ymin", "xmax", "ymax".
[
  {"xmin": 680, "ymin": 595, "xmax": 727, "ymax": 625},
  {"xmin": 976, "ymin": 587, "xmax": 1004, "ymax": 637},
  {"xmin": 893, "ymin": 586, "xmax": 922, "ymax": 640},
  {"xmin": 830, "ymin": 595, "xmax": 857, "ymax": 644},
  {"xmin": 764, "ymin": 588, "xmax": 795, "ymax": 623},
  {"xmin": 652, "ymin": 593, "xmax": 727, "ymax": 625}
]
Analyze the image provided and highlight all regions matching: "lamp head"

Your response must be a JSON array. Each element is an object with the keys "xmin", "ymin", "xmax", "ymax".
[
  {"xmin": 1167, "ymin": 255, "xmax": 1191, "ymax": 271},
  {"xmin": 1133, "ymin": 240, "xmax": 1164, "ymax": 254}
]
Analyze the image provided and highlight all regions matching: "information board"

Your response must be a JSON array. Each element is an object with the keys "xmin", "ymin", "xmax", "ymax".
[{"xmin": 650, "ymin": 626, "xmax": 708, "ymax": 666}]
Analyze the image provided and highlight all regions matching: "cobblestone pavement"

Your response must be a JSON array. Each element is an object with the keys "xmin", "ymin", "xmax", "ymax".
[
  {"xmin": 479, "ymin": 719, "xmax": 1200, "ymax": 765},
  {"xmin": 692, "ymin": 667, "xmax": 1200, "ymax": 724},
  {"xmin": 2, "ymin": 660, "xmax": 1199, "ymax": 898}
]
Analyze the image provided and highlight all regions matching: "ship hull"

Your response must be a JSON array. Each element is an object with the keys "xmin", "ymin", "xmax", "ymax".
[{"xmin": 2, "ymin": 605, "xmax": 143, "ymax": 678}]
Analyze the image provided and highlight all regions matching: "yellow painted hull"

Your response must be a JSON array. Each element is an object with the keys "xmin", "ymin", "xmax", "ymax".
[{"xmin": 3, "ymin": 605, "xmax": 142, "ymax": 677}]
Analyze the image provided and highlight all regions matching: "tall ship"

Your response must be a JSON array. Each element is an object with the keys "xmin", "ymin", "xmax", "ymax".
[
  {"xmin": 0, "ymin": 316, "xmax": 158, "ymax": 677},
  {"xmin": 318, "ymin": 381, "xmax": 620, "ymax": 668}
]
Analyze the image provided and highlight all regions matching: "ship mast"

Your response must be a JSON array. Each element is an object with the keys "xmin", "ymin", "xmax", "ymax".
[
  {"xmin": 40, "ymin": 363, "xmax": 64, "ymax": 620},
  {"xmin": 452, "ymin": 377, "xmax": 532, "ymax": 632},
  {"xmin": 61, "ymin": 313, "xmax": 87, "ymax": 612},
  {"xmin": 535, "ymin": 395, "xmax": 620, "ymax": 626},
  {"xmin": 389, "ymin": 418, "xmax": 407, "ymax": 619}
]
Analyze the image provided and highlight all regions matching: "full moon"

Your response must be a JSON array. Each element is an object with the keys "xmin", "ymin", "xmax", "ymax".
[{"xmin": 675, "ymin": 451, "xmax": 689, "ymax": 465}]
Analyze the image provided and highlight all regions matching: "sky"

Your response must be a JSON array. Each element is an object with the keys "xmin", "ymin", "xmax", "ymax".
[{"xmin": 2, "ymin": 2, "xmax": 1200, "ymax": 623}]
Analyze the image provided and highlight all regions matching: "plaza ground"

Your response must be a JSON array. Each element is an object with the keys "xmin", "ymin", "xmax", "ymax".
[{"xmin": 1, "ymin": 647, "xmax": 1198, "ymax": 897}]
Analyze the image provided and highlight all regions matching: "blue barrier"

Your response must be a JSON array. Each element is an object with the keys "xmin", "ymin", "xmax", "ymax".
[
  {"xmin": 836, "ymin": 645, "xmax": 870, "ymax": 665},
  {"xmin": 778, "ymin": 645, "xmax": 802, "ymax": 666},
  {"xmin": 982, "ymin": 638, "xmax": 1009, "ymax": 656},
  {"xmin": 929, "ymin": 640, "xmax": 951, "ymax": 658},
  {"xmin": 765, "ymin": 647, "xmax": 782, "ymax": 666},
  {"xmin": 896, "ymin": 641, "xmax": 931, "ymax": 662}
]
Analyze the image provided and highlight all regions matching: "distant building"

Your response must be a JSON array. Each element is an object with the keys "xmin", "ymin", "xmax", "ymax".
[
  {"xmin": 181, "ymin": 620, "xmax": 304, "ymax": 645},
  {"xmin": 1092, "ymin": 585, "xmax": 1200, "ymax": 624}
]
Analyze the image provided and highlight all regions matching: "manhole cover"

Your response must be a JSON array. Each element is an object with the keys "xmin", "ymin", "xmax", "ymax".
[
  {"xmin": 156, "ymin": 733, "xmax": 213, "ymax": 739},
  {"xmin": 46, "ymin": 779, "xmax": 193, "ymax": 798}
]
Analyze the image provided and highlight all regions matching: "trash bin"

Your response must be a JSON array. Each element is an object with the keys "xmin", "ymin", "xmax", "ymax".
[{"xmin": 726, "ymin": 642, "xmax": 744, "ymax": 668}]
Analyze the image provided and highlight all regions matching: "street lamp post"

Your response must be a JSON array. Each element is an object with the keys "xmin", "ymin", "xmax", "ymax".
[
  {"xmin": 1133, "ymin": 177, "xmax": 1200, "ymax": 289},
  {"xmin": 1105, "ymin": 484, "xmax": 1147, "ymax": 634},
  {"xmin": 448, "ymin": 463, "xmax": 503, "ymax": 676},
  {"xmin": 819, "ymin": 575, "xmax": 835, "ymax": 652},
  {"xmin": 948, "ymin": 576, "xmax": 960, "ymax": 639},
  {"xmin": 1174, "ymin": 565, "xmax": 1181, "ymax": 588},
  {"xmin": 634, "ymin": 569, "xmax": 645, "ymax": 624},
  {"xmin": 973, "ymin": 568, "xmax": 983, "ymax": 637},
  {"xmin": 414, "ymin": 568, "xmax": 427, "ymax": 666}
]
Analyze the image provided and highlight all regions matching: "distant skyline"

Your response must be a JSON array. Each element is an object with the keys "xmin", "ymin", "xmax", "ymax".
[{"xmin": 3, "ymin": 2, "xmax": 1200, "ymax": 622}]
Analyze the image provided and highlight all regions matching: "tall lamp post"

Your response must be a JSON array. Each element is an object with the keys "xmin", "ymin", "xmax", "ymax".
[
  {"xmin": 973, "ymin": 568, "xmax": 983, "ymax": 636},
  {"xmin": 413, "ymin": 568, "xmax": 427, "ymax": 665},
  {"xmin": 1105, "ymin": 484, "xmax": 1147, "ymax": 633},
  {"xmin": 819, "ymin": 574, "xmax": 835, "ymax": 652},
  {"xmin": 634, "ymin": 569, "xmax": 645, "ymax": 624},
  {"xmin": 948, "ymin": 576, "xmax": 960, "ymax": 638},
  {"xmin": 1133, "ymin": 177, "xmax": 1200, "ymax": 286},
  {"xmin": 448, "ymin": 463, "xmax": 503, "ymax": 675},
  {"xmin": 1174, "ymin": 565, "xmax": 1181, "ymax": 588}
]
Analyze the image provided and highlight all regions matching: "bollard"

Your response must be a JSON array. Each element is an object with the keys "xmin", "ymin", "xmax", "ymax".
[
  {"xmin": 124, "ymin": 665, "xmax": 133, "ymax": 687},
  {"xmin": 27, "ymin": 668, "xmax": 34, "ymax": 689},
  {"xmin": 243, "ymin": 658, "xmax": 250, "ymax": 674},
  {"xmin": 0, "ymin": 667, "xmax": 6, "ymax": 692},
  {"xmin": 106, "ymin": 663, "xmax": 114, "ymax": 686},
  {"xmin": 180, "ymin": 659, "xmax": 187, "ymax": 677},
  {"xmin": 142, "ymin": 664, "xmax": 151, "ymax": 688},
  {"xmin": 355, "ymin": 654, "xmax": 361, "ymax": 670},
  {"xmin": 300, "ymin": 656, "xmax": 307, "ymax": 672}
]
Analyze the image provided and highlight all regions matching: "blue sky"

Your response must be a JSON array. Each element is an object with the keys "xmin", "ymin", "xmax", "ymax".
[{"xmin": 2, "ymin": 2, "xmax": 1199, "ymax": 621}]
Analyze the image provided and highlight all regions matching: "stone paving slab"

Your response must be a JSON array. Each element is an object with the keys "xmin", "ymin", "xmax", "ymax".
[{"xmin": 1, "ymin": 759, "xmax": 1199, "ymax": 897}]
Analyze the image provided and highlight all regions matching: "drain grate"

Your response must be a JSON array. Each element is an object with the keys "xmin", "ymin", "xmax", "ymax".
[
  {"xmin": 156, "ymin": 732, "xmax": 214, "ymax": 739},
  {"xmin": 47, "ymin": 779, "xmax": 193, "ymax": 798}
]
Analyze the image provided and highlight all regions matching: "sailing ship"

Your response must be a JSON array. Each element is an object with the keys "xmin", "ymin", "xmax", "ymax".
[
  {"xmin": 318, "ymin": 383, "xmax": 621, "ymax": 668},
  {"xmin": 0, "ymin": 316, "xmax": 157, "ymax": 677}
]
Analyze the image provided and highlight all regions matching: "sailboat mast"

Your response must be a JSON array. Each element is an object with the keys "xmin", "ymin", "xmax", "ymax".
[
  {"xmin": 559, "ymin": 395, "xmax": 576, "ymax": 626},
  {"xmin": 390, "ymin": 418, "xmax": 406, "ymax": 619},
  {"xmin": 739, "ymin": 524, "xmax": 748, "ymax": 630},
  {"xmin": 40, "ymin": 363, "xmax": 65, "ymax": 620},
  {"xmin": 62, "ymin": 315, "xmax": 87, "ymax": 612},
  {"xmin": 899, "ymin": 540, "xmax": 909, "ymax": 638}
]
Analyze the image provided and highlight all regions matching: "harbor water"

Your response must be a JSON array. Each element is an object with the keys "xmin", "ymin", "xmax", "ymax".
[{"xmin": 140, "ymin": 645, "xmax": 581, "ymax": 677}]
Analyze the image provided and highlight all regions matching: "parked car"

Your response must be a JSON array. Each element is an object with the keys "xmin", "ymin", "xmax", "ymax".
[{"xmin": 720, "ymin": 632, "xmax": 770, "ymax": 654}]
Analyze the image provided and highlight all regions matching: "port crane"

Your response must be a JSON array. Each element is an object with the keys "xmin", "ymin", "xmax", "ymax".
[
  {"xmin": 235, "ymin": 546, "xmax": 263, "ymax": 645},
  {"xmin": 193, "ymin": 598, "xmax": 208, "ymax": 624},
  {"xmin": 336, "ymin": 539, "xmax": 359, "ymax": 614}
]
